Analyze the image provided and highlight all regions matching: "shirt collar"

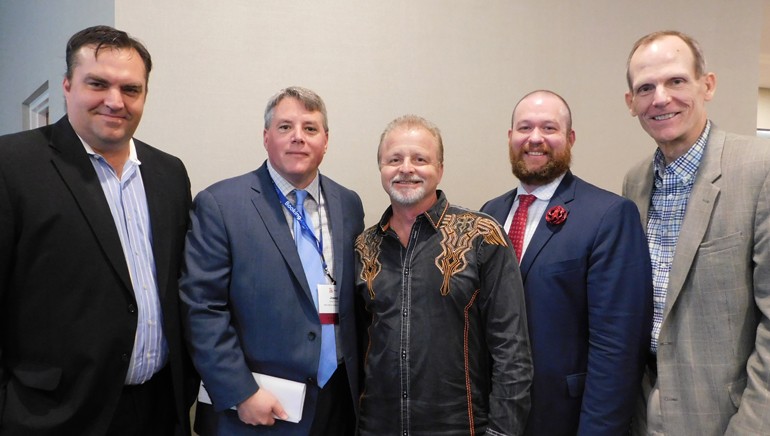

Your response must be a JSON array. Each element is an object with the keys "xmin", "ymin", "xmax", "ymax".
[
  {"xmin": 79, "ymin": 136, "xmax": 140, "ymax": 165},
  {"xmin": 267, "ymin": 161, "xmax": 321, "ymax": 201},
  {"xmin": 653, "ymin": 120, "xmax": 711, "ymax": 187},
  {"xmin": 518, "ymin": 172, "xmax": 566, "ymax": 201},
  {"xmin": 377, "ymin": 190, "xmax": 449, "ymax": 232}
]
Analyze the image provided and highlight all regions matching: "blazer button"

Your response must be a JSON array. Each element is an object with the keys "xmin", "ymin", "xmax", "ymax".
[
  {"xmin": 121, "ymin": 353, "xmax": 129, "ymax": 362},
  {"xmin": 307, "ymin": 377, "xmax": 315, "ymax": 383},
  {"xmin": 308, "ymin": 332, "xmax": 316, "ymax": 341},
  {"xmin": 127, "ymin": 304, "xmax": 136, "ymax": 314}
]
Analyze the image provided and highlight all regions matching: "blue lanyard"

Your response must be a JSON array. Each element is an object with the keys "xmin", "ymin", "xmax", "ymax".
[{"xmin": 272, "ymin": 182, "xmax": 335, "ymax": 283}]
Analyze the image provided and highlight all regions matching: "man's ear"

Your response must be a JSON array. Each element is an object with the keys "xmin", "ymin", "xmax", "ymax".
[
  {"xmin": 625, "ymin": 92, "xmax": 637, "ymax": 117},
  {"xmin": 703, "ymin": 72, "xmax": 717, "ymax": 102}
]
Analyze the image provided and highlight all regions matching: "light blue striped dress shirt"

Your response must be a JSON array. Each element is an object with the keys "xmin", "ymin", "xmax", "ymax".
[{"xmin": 82, "ymin": 138, "xmax": 167, "ymax": 385}]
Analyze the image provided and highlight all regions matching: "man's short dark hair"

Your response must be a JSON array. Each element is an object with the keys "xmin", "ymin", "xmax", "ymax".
[{"xmin": 66, "ymin": 25, "xmax": 152, "ymax": 83}]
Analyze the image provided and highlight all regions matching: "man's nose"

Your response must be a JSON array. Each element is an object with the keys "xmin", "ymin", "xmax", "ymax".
[
  {"xmin": 399, "ymin": 158, "xmax": 415, "ymax": 173},
  {"xmin": 103, "ymin": 87, "xmax": 125, "ymax": 110},
  {"xmin": 291, "ymin": 127, "xmax": 305, "ymax": 143},
  {"xmin": 653, "ymin": 86, "xmax": 671, "ymax": 107},
  {"xmin": 529, "ymin": 129, "xmax": 544, "ymax": 144}
]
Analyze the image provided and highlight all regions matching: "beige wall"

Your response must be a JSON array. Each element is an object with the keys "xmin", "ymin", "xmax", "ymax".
[
  {"xmin": 1, "ymin": 1, "xmax": 763, "ymax": 224},
  {"xmin": 759, "ymin": 88, "xmax": 770, "ymax": 129}
]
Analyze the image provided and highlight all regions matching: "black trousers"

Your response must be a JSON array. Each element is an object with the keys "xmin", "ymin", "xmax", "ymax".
[
  {"xmin": 309, "ymin": 364, "xmax": 355, "ymax": 436},
  {"xmin": 106, "ymin": 366, "xmax": 177, "ymax": 436},
  {"xmin": 194, "ymin": 364, "xmax": 355, "ymax": 436}
]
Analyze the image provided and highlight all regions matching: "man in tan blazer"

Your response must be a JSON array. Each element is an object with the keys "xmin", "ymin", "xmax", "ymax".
[{"xmin": 622, "ymin": 30, "xmax": 770, "ymax": 435}]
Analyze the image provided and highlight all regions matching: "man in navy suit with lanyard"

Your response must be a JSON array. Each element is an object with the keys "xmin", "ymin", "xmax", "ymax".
[{"xmin": 180, "ymin": 86, "xmax": 365, "ymax": 435}]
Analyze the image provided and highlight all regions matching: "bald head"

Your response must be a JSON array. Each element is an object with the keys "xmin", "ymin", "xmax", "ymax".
[{"xmin": 512, "ymin": 90, "xmax": 572, "ymax": 132}]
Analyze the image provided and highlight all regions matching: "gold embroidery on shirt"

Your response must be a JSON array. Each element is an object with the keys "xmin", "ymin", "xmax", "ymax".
[
  {"xmin": 355, "ymin": 229, "xmax": 383, "ymax": 299},
  {"xmin": 435, "ymin": 212, "xmax": 508, "ymax": 296}
]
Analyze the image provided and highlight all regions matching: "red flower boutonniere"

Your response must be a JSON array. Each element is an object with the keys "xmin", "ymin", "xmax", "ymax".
[{"xmin": 545, "ymin": 205, "xmax": 568, "ymax": 225}]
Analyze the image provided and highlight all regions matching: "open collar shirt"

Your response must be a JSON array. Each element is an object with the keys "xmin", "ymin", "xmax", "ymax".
[
  {"xmin": 647, "ymin": 120, "xmax": 711, "ymax": 353},
  {"xmin": 81, "ymin": 138, "xmax": 165, "ymax": 385},
  {"xmin": 354, "ymin": 191, "xmax": 532, "ymax": 436}
]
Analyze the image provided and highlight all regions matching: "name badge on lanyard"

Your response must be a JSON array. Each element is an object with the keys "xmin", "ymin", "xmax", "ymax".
[
  {"xmin": 272, "ymin": 180, "xmax": 339, "ymax": 325},
  {"xmin": 318, "ymin": 284, "xmax": 339, "ymax": 324}
]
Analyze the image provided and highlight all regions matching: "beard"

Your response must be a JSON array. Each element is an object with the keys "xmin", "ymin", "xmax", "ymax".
[
  {"xmin": 386, "ymin": 176, "xmax": 427, "ymax": 206},
  {"xmin": 509, "ymin": 145, "xmax": 571, "ymax": 186}
]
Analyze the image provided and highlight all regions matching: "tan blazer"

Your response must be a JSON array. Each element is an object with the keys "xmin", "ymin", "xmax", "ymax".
[{"xmin": 623, "ymin": 128, "xmax": 770, "ymax": 435}]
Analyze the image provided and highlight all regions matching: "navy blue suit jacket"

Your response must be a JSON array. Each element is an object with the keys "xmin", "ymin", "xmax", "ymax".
[
  {"xmin": 481, "ymin": 171, "xmax": 652, "ymax": 436},
  {"xmin": 180, "ymin": 162, "xmax": 364, "ymax": 435}
]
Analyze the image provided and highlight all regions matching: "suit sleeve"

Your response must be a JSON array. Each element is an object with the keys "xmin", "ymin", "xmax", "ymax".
[
  {"xmin": 0, "ymin": 160, "xmax": 11, "ymax": 416},
  {"xmin": 179, "ymin": 189, "xmax": 258, "ymax": 411},
  {"xmin": 726, "ymin": 169, "xmax": 770, "ymax": 434},
  {"xmin": 478, "ymin": 224, "xmax": 533, "ymax": 435},
  {"xmin": 577, "ymin": 199, "xmax": 653, "ymax": 435}
]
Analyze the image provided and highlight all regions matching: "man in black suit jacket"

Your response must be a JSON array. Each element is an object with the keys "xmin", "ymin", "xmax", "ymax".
[{"xmin": 0, "ymin": 26, "xmax": 195, "ymax": 435}]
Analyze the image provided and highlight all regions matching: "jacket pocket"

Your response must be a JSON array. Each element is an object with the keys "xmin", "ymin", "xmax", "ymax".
[
  {"xmin": 566, "ymin": 372, "xmax": 586, "ymax": 398},
  {"xmin": 10, "ymin": 363, "xmax": 62, "ymax": 391}
]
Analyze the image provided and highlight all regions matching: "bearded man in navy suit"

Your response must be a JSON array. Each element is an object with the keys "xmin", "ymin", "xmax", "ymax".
[{"xmin": 481, "ymin": 90, "xmax": 652, "ymax": 435}]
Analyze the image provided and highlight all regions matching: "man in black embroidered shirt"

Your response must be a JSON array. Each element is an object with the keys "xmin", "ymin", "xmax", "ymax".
[{"xmin": 354, "ymin": 115, "xmax": 532, "ymax": 435}]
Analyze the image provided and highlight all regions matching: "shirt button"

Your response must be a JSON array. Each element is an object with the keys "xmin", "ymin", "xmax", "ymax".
[
  {"xmin": 402, "ymin": 391, "xmax": 407, "ymax": 398},
  {"xmin": 308, "ymin": 332, "xmax": 317, "ymax": 341},
  {"xmin": 402, "ymin": 310, "xmax": 407, "ymax": 317},
  {"xmin": 401, "ymin": 350, "xmax": 406, "ymax": 359}
]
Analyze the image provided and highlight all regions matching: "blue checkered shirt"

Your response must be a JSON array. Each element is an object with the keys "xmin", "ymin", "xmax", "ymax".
[{"xmin": 647, "ymin": 121, "xmax": 711, "ymax": 353}]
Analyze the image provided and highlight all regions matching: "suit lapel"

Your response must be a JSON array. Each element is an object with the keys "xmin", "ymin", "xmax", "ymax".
[
  {"xmin": 138, "ymin": 143, "xmax": 170, "ymax": 299},
  {"xmin": 625, "ymin": 161, "xmax": 654, "ymax": 233},
  {"xmin": 251, "ymin": 165, "xmax": 315, "ymax": 303},
  {"xmin": 490, "ymin": 191, "xmax": 516, "ymax": 225},
  {"xmin": 48, "ymin": 117, "xmax": 133, "ymax": 295},
  {"xmin": 520, "ymin": 173, "xmax": 576, "ymax": 281},
  {"xmin": 663, "ymin": 130, "xmax": 723, "ymax": 320},
  {"xmin": 320, "ymin": 176, "xmax": 345, "ymax": 287}
]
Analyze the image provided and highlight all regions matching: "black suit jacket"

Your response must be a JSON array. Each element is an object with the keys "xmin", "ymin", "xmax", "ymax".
[{"xmin": 0, "ymin": 116, "xmax": 195, "ymax": 435}]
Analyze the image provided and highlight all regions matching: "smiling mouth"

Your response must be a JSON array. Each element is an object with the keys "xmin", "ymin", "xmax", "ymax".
[
  {"xmin": 97, "ymin": 113, "xmax": 127, "ymax": 121},
  {"xmin": 651, "ymin": 113, "xmax": 677, "ymax": 121},
  {"xmin": 393, "ymin": 179, "xmax": 422, "ymax": 187}
]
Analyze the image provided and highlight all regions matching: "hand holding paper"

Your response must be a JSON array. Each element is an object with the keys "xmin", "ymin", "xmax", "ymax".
[
  {"xmin": 198, "ymin": 372, "xmax": 307, "ymax": 424},
  {"xmin": 236, "ymin": 389, "xmax": 287, "ymax": 426}
]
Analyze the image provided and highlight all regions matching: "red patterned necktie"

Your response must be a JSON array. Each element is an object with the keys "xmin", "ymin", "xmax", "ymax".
[{"xmin": 508, "ymin": 194, "xmax": 536, "ymax": 263}]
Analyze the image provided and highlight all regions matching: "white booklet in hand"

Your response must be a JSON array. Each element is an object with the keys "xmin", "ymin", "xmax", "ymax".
[{"xmin": 197, "ymin": 373, "xmax": 307, "ymax": 423}]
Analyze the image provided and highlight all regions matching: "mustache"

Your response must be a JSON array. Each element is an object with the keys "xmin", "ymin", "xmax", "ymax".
[{"xmin": 391, "ymin": 175, "xmax": 424, "ymax": 184}]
